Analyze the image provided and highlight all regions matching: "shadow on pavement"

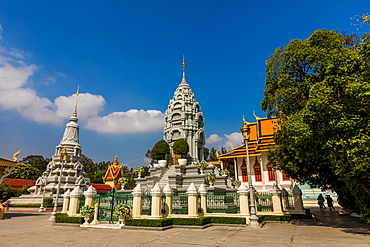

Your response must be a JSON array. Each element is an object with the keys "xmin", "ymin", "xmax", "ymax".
[
  {"xmin": 4, "ymin": 212, "xmax": 48, "ymax": 218},
  {"xmin": 308, "ymin": 207, "xmax": 370, "ymax": 236}
]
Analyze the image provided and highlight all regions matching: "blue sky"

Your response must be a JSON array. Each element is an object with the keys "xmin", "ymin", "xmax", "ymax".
[{"xmin": 0, "ymin": 1, "xmax": 368, "ymax": 167}]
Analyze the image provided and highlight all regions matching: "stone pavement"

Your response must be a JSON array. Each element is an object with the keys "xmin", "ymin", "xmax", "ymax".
[{"xmin": 0, "ymin": 207, "xmax": 369, "ymax": 247}]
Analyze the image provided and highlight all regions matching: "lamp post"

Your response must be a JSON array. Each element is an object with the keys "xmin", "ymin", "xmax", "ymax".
[
  {"xmin": 240, "ymin": 120, "xmax": 259, "ymax": 228},
  {"xmin": 49, "ymin": 147, "xmax": 68, "ymax": 221},
  {"xmin": 38, "ymin": 175, "xmax": 47, "ymax": 212}
]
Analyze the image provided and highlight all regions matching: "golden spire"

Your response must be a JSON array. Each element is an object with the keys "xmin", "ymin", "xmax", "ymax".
[
  {"xmin": 181, "ymin": 55, "xmax": 187, "ymax": 84},
  {"xmin": 182, "ymin": 54, "xmax": 186, "ymax": 68}
]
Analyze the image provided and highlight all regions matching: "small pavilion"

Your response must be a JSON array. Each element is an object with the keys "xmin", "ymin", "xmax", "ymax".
[{"xmin": 103, "ymin": 156, "xmax": 123, "ymax": 188}]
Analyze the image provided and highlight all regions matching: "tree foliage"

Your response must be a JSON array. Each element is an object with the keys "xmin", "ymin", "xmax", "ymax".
[
  {"xmin": 173, "ymin": 139, "xmax": 189, "ymax": 157},
  {"xmin": 21, "ymin": 155, "xmax": 50, "ymax": 172},
  {"xmin": 151, "ymin": 140, "xmax": 170, "ymax": 160},
  {"xmin": 262, "ymin": 29, "xmax": 370, "ymax": 216},
  {"xmin": 8, "ymin": 163, "xmax": 42, "ymax": 180}
]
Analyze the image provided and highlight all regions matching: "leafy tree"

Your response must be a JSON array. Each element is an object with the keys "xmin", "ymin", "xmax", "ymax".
[
  {"xmin": 21, "ymin": 155, "xmax": 50, "ymax": 172},
  {"xmin": 8, "ymin": 163, "xmax": 42, "ymax": 180},
  {"xmin": 145, "ymin": 149, "xmax": 156, "ymax": 166},
  {"xmin": 173, "ymin": 139, "xmax": 189, "ymax": 158},
  {"xmin": 209, "ymin": 147, "xmax": 218, "ymax": 161},
  {"xmin": 87, "ymin": 170, "xmax": 106, "ymax": 184},
  {"xmin": 262, "ymin": 29, "xmax": 370, "ymax": 215},
  {"xmin": 220, "ymin": 146, "xmax": 228, "ymax": 154},
  {"xmin": 150, "ymin": 140, "xmax": 170, "ymax": 160},
  {"xmin": 0, "ymin": 183, "xmax": 16, "ymax": 201}
]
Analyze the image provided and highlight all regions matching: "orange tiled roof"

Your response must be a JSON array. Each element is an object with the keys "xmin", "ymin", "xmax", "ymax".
[{"xmin": 217, "ymin": 117, "xmax": 278, "ymax": 159}]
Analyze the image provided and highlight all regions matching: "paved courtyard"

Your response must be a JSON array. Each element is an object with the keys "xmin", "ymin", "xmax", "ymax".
[{"xmin": 1, "ymin": 207, "xmax": 369, "ymax": 247}]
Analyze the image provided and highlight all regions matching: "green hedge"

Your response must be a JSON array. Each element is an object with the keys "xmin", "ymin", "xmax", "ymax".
[
  {"xmin": 125, "ymin": 218, "xmax": 173, "ymax": 227},
  {"xmin": 125, "ymin": 217, "xmax": 247, "ymax": 227},
  {"xmin": 10, "ymin": 204, "xmax": 41, "ymax": 208},
  {"xmin": 258, "ymin": 214, "xmax": 313, "ymax": 222},
  {"xmin": 55, "ymin": 213, "xmax": 84, "ymax": 224},
  {"xmin": 173, "ymin": 217, "xmax": 211, "ymax": 226},
  {"xmin": 209, "ymin": 217, "xmax": 246, "ymax": 224}
]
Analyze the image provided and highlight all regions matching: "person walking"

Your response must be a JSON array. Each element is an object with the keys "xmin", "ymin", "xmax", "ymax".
[
  {"xmin": 317, "ymin": 194, "xmax": 325, "ymax": 211},
  {"xmin": 325, "ymin": 195, "xmax": 335, "ymax": 211}
]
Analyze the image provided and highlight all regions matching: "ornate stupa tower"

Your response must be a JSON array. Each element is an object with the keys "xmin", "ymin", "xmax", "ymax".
[
  {"xmin": 28, "ymin": 88, "xmax": 90, "ymax": 197},
  {"xmin": 164, "ymin": 57, "xmax": 205, "ymax": 164}
]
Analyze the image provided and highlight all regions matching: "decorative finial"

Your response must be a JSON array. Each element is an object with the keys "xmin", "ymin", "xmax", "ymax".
[
  {"xmin": 181, "ymin": 55, "xmax": 187, "ymax": 84},
  {"xmin": 253, "ymin": 111, "xmax": 263, "ymax": 120},
  {"xmin": 12, "ymin": 150, "xmax": 21, "ymax": 162},
  {"xmin": 70, "ymin": 87, "xmax": 79, "ymax": 122},
  {"xmin": 182, "ymin": 55, "xmax": 186, "ymax": 68},
  {"xmin": 61, "ymin": 147, "xmax": 68, "ymax": 160}
]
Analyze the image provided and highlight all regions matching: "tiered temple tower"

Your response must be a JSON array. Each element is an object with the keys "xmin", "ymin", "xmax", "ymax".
[
  {"xmin": 164, "ymin": 57, "xmax": 205, "ymax": 164},
  {"xmin": 28, "ymin": 89, "xmax": 90, "ymax": 197}
]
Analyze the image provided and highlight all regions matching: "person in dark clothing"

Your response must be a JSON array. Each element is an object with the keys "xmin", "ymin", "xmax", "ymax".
[
  {"xmin": 317, "ymin": 194, "xmax": 325, "ymax": 211},
  {"xmin": 325, "ymin": 195, "xmax": 335, "ymax": 211}
]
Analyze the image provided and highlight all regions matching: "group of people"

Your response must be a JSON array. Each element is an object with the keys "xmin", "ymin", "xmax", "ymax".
[{"xmin": 317, "ymin": 194, "xmax": 335, "ymax": 211}]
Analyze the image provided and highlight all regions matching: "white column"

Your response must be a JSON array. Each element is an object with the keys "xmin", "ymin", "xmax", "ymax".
[
  {"xmin": 270, "ymin": 184, "xmax": 283, "ymax": 215},
  {"xmin": 198, "ymin": 184, "xmax": 207, "ymax": 215},
  {"xmin": 61, "ymin": 189, "xmax": 70, "ymax": 213},
  {"xmin": 292, "ymin": 185, "xmax": 305, "ymax": 214},
  {"xmin": 150, "ymin": 183, "xmax": 162, "ymax": 219},
  {"xmin": 132, "ymin": 184, "xmax": 143, "ymax": 219},
  {"xmin": 187, "ymin": 183, "xmax": 198, "ymax": 217},
  {"xmin": 84, "ymin": 185, "xmax": 97, "ymax": 206},
  {"xmin": 163, "ymin": 183, "xmax": 173, "ymax": 217},
  {"xmin": 68, "ymin": 186, "xmax": 83, "ymax": 216},
  {"xmin": 237, "ymin": 183, "xmax": 250, "ymax": 217},
  {"xmin": 90, "ymin": 203, "xmax": 100, "ymax": 225}
]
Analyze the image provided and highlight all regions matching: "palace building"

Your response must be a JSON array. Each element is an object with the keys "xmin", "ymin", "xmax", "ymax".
[{"xmin": 217, "ymin": 116, "xmax": 293, "ymax": 190}]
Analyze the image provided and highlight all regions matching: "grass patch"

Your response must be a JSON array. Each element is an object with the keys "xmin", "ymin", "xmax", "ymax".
[{"xmin": 55, "ymin": 213, "xmax": 84, "ymax": 224}]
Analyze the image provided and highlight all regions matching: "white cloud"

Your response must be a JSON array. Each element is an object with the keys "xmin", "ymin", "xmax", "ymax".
[
  {"xmin": 206, "ymin": 132, "xmax": 243, "ymax": 151},
  {"xmin": 224, "ymin": 132, "xmax": 243, "ymax": 148},
  {"xmin": 206, "ymin": 134, "xmax": 223, "ymax": 144},
  {"xmin": 0, "ymin": 29, "xmax": 163, "ymax": 134},
  {"xmin": 86, "ymin": 109, "xmax": 164, "ymax": 134}
]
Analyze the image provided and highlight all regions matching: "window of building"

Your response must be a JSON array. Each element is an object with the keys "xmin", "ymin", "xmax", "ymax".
[
  {"xmin": 266, "ymin": 163, "xmax": 276, "ymax": 181},
  {"xmin": 241, "ymin": 158, "xmax": 248, "ymax": 182},
  {"xmin": 253, "ymin": 158, "xmax": 262, "ymax": 182}
]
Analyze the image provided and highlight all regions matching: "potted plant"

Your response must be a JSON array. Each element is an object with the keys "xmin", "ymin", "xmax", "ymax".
[
  {"xmin": 196, "ymin": 161, "xmax": 208, "ymax": 175},
  {"xmin": 220, "ymin": 169, "xmax": 230, "ymax": 176},
  {"xmin": 118, "ymin": 177, "xmax": 129, "ymax": 190},
  {"xmin": 173, "ymin": 138, "xmax": 189, "ymax": 166},
  {"xmin": 151, "ymin": 140, "xmax": 170, "ymax": 167},
  {"xmin": 232, "ymin": 180, "xmax": 241, "ymax": 188},
  {"xmin": 115, "ymin": 203, "xmax": 132, "ymax": 226},
  {"xmin": 80, "ymin": 205, "xmax": 95, "ymax": 225},
  {"xmin": 135, "ymin": 167, "xmax": 145, "ymax": 178},
  {"xmin": 204, "ymin": 172, "xmax": 216, "ymax": 187}
]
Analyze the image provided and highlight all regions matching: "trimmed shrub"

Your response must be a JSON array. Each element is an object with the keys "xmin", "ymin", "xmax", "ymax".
[
  {"xmin": 173, "ymin": 139, "xmax": 189, "ymax": 158},
  {"xmin": 209, "ymin": 217, "xmax": 246, "ymax": 224},
  {"xmin": 44, "ymin": 197, "xmax": 53, "ymax": 207},
  {"xmin": 125, "ymin": 218, "xmax": 173, "ymax": 227},
  {"xmin": 173, "ymin": 217, "xmax": 211, "ymax": 226},
  {"xmin": 10, "ymin": 204, "xmax": 40, "ymax": 208},
  {"xmin": 55, "ymin": 213, "xmax": 84, "ymax": 224}
]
